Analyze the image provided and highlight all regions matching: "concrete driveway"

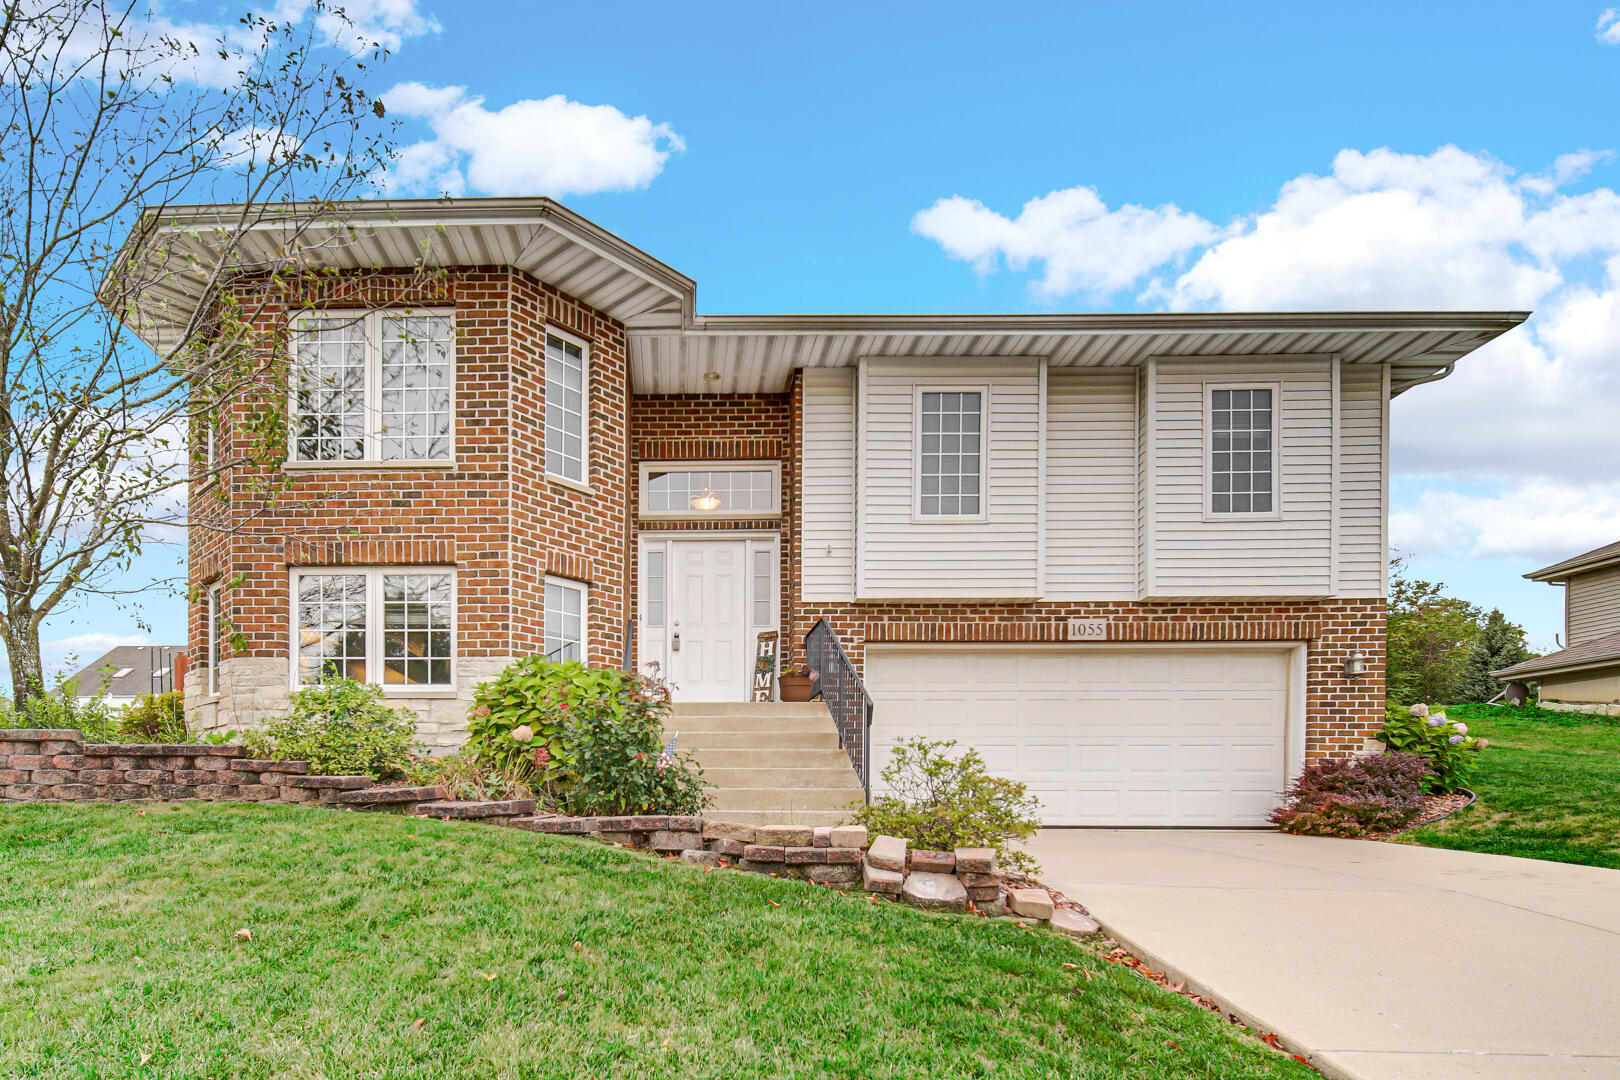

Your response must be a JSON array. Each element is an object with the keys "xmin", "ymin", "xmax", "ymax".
[{"xmin": 1025, "ymin": 829, "xmax": 1620, "ymax": 1080}]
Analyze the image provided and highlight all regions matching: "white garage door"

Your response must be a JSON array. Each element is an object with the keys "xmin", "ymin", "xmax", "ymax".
[{"xmin": 865, "ymin": 646, "xmax": 1294, "ymax": 826}]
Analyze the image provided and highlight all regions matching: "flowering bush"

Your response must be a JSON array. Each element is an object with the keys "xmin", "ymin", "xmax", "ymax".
[
  {"xmin": 1269, "ymin": 752, "xmax": 1433, "ymax": 838},
  {"xmin": 467, "ymin": 658, "xmax": 708, "ymax": 816},
  {"xmin": 1377, "ymin": 703, "xmax": 1486, "ymax": 793}
]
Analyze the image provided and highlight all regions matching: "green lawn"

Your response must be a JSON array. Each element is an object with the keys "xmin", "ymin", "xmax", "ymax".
[
  {"xmin": 1401, "ymin": 703, "xmax": 1620, "ymax": 868},
  {"xmin": 0, "ymin": 803, "xmax": 1311, "ymax": 1080}
]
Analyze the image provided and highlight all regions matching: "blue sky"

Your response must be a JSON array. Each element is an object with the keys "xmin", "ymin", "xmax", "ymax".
[{"xmin": 41, "ymin": 0, "xmax": 1620, "ymax": 672}]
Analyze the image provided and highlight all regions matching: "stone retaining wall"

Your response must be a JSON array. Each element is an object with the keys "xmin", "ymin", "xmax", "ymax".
[{"xmin": 0, "ymin": 728, "xmax": 348, "ymax": 804}]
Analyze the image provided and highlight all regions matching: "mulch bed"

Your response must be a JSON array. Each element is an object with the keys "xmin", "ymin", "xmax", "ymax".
[{"xmin": 1367, "ymin": 788, "xmax": 1476, "ymax": 840}]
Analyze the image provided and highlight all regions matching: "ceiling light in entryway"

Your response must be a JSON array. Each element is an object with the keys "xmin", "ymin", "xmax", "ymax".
[{"xmin": 690, "ymin": 487, "xmax": 722, "ymax": 512}]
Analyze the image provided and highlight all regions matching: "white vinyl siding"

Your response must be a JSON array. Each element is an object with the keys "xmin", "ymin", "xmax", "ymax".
[
  {"xmin": 801, "ymin": 368, "xmax": 857, "ymax": 602},
  {"xmin": 1336, "ymin": 364, "xmax": 1387, "ymax": 597},
  {"xmin": 1568, "ymin": 565, "xmax": 1620, "ymax": 644},
  {"xmin": 1045, "ymin": 370, "xmax": 1138, "ymax": 600},
  {"xmin": 1144, "ymin": 359, "xmax": 1334, "ymax": 598},
  {"xmin": 857, "ymin": 358, "xmax": 1041, "ymax": 600}
]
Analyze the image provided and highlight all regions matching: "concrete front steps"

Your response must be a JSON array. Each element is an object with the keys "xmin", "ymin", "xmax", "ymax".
[{"xmin": 666, "ymin": 702, "xmax": 866, "ymax": 827}]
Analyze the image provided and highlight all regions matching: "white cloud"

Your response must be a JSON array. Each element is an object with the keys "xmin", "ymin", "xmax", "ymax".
[
  {"xmin": 1599, "ymin": 8, "xmax": 1620, "ymax": 44},
  {"xmin": 379, "ymin": 83, "xmax": 685, "ymax": 197},
  {"xmin": 1392, "ymin": 480, "xmax": 1620, "ymax": 563},
  {"xmin": 315, "ymin": 0, "xmax": 441, "ymax": 52},
  {"xmin": 911, "ymin": 187, "xmax": 1218, "ymax": 300},
  {"xmin": 42, "ymin": 632, "xmax": 154, "ymax": 670}
]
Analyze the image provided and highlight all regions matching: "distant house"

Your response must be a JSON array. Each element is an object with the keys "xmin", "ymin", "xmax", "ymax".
[
  {"xmin": 1495, "ymin": 541, "xmax": 1620, "ymax": 709},
  {"xmin": 64, "ymin": 645, "xmax": 184, "ymax": 707}
]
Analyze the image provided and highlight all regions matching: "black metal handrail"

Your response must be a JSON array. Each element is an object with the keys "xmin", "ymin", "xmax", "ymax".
[{"xmin": 803, "ymin": 618, "xmax": 873, "ymax": 796}]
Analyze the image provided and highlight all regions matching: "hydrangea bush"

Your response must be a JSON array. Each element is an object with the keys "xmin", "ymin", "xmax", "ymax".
[
  {"xmin": 1268, "ymin": 752, "xmax": 1433, "ymax": 838},
  {"xmin": 1378, "ymin": 702, "xmax": 1487, "ymax": 793}
]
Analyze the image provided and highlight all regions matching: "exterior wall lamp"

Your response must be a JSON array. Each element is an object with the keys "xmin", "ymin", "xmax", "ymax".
[{"xmin": 1344, "ymin": 649, "xmax": 1368, "ymax": 679}]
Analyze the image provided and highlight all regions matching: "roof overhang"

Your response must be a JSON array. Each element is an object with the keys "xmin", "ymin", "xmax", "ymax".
[
  {"xmin": 110, "ymin": 197, "xmax": 696, "ymax": 357},
  {"xmin": 1525, "ymin": 543, "xmax": 1620, "ymax": 583},
  {"xmin": 626, "ymin": 310, "xmax": 1528, "ymax": 394}
]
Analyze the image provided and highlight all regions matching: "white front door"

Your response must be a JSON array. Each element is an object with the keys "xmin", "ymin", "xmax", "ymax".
[{"xmin": 639, "ymin": 536, "xmax": 776, "ymax": 701}]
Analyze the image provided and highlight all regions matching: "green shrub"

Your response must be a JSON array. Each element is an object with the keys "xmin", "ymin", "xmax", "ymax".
[
  {"xmin": 466, "ymin": 658, "xmax": 708, "ymax": 816},
  {"xmin": 243, "ymin": 676, "xmax": 420, "ymax": 779},
  {"xmin": 119, "ymin": 691, "xmax": 187, "ymax": 743},
  {"xmin": 0, "ymin": 685, "xmax": 120, "ymax": 742},
  {"xmin": 407, "ymin": 751, "xmax": 538, "ymax": 803},
  {"xmin": 1378, "ymin": 703, "xmax": 1485, "ymax": 793},
  {"xmin": 850, "ymin": 738, "xmax": 1043, "ymax": 873}
]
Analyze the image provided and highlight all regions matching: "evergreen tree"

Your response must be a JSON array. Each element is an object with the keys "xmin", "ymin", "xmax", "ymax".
[{"xmin": 1457, "ymin": 609, "xmax": 1536, "ymax": 703}]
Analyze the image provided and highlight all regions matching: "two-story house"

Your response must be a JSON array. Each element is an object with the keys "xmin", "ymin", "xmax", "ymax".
[
  {"xmin": 1494, "ymin": 541, "xmax": 1620, "ymax": 710},
  {"xmin": 115, "ymin": 197, "xmax": 1525, "ymax": 826}
]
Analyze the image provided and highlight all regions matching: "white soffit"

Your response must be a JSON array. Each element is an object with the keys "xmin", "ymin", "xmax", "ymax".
[{"xmin": 627, "ymin": 312, "xmax": 1528, "ymax": 395}]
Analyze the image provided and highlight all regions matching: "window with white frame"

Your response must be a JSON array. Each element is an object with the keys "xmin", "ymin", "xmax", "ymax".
[
  {"xmin": 639, "ymin": 462, "xmax": 781, "ymax": 518},
  {"xmin": 293, "ymin": 569, "xmax": 453, "ymax": 688},
  {"xmin": 290, "ymin": 311, "xmax": 453, "ymax": 464},
  {"xmin": 1209, "ymin": 386, "xmax": 1276, "ymax": 515},
  {"xmin": 643, "ymin": 549, "xmax": 665, "ymax": 627},
  {"xmin": 207, "ymin": 585, "xmax": 222, "ymax": 696},
  {"xmin": 544, "ymin": 577, "xmax": 586, "ymax": 661},
  {"xmin": 544, "ymin": 332, "xmax": 587, "ymax": 483},
  {"xmin": 917, "ymin": 389, "xmax": 984, "ymax": 517}
]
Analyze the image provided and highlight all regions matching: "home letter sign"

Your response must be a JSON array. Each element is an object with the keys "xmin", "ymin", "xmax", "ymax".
[{"xmin": 752, "ymin": 631, "xmax": 780, "ymax": 701}]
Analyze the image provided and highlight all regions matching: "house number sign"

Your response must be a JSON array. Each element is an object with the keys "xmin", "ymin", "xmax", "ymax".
[{"xmin": 1066, "ymin": 618, "xmax": 1110, "ymax": 641}]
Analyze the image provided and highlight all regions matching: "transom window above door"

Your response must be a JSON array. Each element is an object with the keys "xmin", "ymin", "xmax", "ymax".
[{"xmin": 638, "ymin": 462, "xmax": 781, "ymax": 519}]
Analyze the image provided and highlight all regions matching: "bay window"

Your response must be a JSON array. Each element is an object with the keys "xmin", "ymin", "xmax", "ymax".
[{"xmin": 293, "ymin": 568, "xmax": 454, "ymax": 688}]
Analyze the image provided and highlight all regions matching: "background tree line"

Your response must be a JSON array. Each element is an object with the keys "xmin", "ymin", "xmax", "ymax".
[{"xmin": 1386, "ymin": 556, "xmax": 1537, "ymax": 706}]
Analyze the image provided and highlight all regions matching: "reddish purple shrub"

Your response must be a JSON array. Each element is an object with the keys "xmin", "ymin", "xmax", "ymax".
[{"xmin": 1269, "ymin": 752, "xmax": 1432, "ymax": 838}]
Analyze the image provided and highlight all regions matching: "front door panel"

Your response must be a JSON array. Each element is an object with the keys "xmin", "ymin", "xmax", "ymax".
[{"xmin": 665, "ymin": 540, "xmax": 749, "ymax": 701}]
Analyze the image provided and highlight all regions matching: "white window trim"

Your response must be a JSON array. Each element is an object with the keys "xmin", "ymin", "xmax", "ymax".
[
  {"xmin": 286, "ymin": 308, "xmax": 458, "ymax": 468},
  {"xmin": 207, "ymin": 584, "xmax": 222, "ymax": 697},
  {"xmin": 637, "ymin": 460, "xmax": 783, "ymax": 520},
  {"xmin": 544, "ymin": 325, "xmax": 591, "ymax": 490},
  {"xmin": 543, "ymin": 575, "xmax": 589, "ymax": 662},
  {"xmin": 911, "ymin": 383, "xmax": 990, "ymax": 523},
  {"xmin": 287, "ymin": 566, "xmax": 457, "ymax": 694},
  {"xmin": 1203, "ymin": 380, "xmax": 1282, "ymax": 521}
]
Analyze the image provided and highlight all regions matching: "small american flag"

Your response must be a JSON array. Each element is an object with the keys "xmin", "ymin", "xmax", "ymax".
[{"xmin": 657, "ymin": 732, "xmax": 678, "ymax": 769}]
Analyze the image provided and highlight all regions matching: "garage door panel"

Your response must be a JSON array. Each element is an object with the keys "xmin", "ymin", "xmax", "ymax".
[{"xmin": 867, "ymin": 646, "xmax": 1290, "ymax": 827}]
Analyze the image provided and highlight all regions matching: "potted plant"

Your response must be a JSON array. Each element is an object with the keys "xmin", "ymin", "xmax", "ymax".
[{"xmin": 778, "ymin": 657, "xmax": 816, "ymax": 702}]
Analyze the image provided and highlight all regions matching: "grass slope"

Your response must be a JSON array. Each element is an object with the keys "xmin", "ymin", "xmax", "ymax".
[
  {"xmin": 0, "ymin": 803, "xmax": 1311, "ymax": 1080},
  {"xmin": 1402, "ymin": 703, "xmax": 1620, "ymax": 868}
]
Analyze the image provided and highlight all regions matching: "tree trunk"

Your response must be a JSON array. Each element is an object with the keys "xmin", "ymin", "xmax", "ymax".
[{"xmin": 4, "ymin": 619, "xmax": 44, "ymax": 705}]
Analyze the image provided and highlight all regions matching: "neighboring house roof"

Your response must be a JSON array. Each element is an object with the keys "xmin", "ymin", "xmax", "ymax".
[
  {"xmin": 63, "ymin": 645, "xmax": 184, "ymax": 700},
  {"xmin": 1493, "ymin": 628, "xmax": 1620, "ymax": 681},
  {"xmin": 1525, "ymin": 540, "xmax": 1620, "ymax": 582},
  {"xmin": 108, "ymin": 197, "xmax": 1529, "ymax": 395}
]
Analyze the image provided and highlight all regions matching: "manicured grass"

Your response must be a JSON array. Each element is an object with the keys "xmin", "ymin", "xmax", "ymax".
[
  {"xmin": 0, "ymin": 803, "xmax": 1311, "ymax": 1079},
  {"xmin": 1401, "ymin": 703, "xmax": 1620, "ymax": 868}
]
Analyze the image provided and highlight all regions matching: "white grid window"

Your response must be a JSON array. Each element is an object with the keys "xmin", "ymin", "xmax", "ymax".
[
  {"xmin": 291, "ymin": 311, "xmax": 454, "ymax": 464},
  {"xmin": 644, "ymin": 550, "xmax": 665, "ymax": 627},
  {"xmin": 293, "ymin": 569, "xmax": 454, "ymax": 688},
  {"xmin": 545, "ymin": 578, "xmax": 585, "ymax": 662},
  {"xmin": 207, "ymin": 585, "xmax": 222, "ymax": 696},
  {"xmin": 751, "ymin": 547, "xmax": 773, "ymax": 626},
  {"xmin": 919, "ymin": 391, "xmax": 983, "ymax": 517},
  {"xmin": 545, "ymin": 333, "xmax": 587, "ymax": 483},
  {"xmin": 381, "ymin": 573, "xmax": 453, "ymax": 686},
  {"xmin": 640, "ymin": 464, "xmax": 780, "ymax": 517},
  {"xmin": 380, "ymin": 315, "xmax": 454, "ymax": 461},
  {"xmin": 1210, "ymin": 387, "xmax": 1275, "ymax": 515}
]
